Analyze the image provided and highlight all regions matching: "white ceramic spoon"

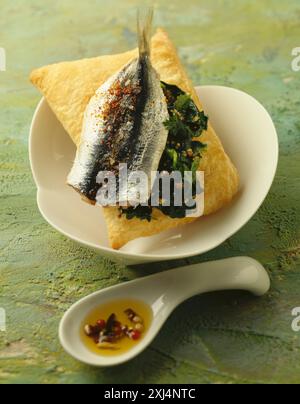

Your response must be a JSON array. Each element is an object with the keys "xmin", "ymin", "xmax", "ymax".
[{"xmin": 59, "ymin": 256, "xmax": 270, "ymax": 367}]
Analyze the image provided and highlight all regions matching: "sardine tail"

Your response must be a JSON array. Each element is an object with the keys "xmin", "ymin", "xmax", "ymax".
[{"xmin": 137, "ymin": 7, "xmax": 153, "ymax": 58}]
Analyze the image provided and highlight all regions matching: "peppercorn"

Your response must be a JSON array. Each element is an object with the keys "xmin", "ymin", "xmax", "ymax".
[
  {"xmin": 84, "ymin": 308, "xmax": 145, "ymax": 350},
  {"xmin": 132, "ymin": 315, "xmax": 142, "ymax": 324},
  {"xmin": 130, "ymin": 330, "xmax": 141, "ymax": 340},
  {"xmin": 113, "ymin": 324, "xmax": 122, "ymax": 336},
  {"xmin": 96, "ymin": 319, "xmax": 106, "ymax": 329},
  {"xmin": 135, "ymin": 323, "xmax": 144, "ymax": 332},
  {"xmin": 84, "ymin": 325, "xmax": 93, "ymax": 336}
]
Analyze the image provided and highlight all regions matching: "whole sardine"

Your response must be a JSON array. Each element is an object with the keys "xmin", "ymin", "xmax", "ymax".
[{"xmin": 67, "ymin": 10, "xmax": 169, "ymax": 205}]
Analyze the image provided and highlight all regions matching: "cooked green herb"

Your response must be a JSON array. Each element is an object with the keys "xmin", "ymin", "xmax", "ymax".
[
  {"xmin": 158, "ymin": 82, "xmax": 207, "ymax": 186},
  {"xmin": 120, "ymin": 205, "xmax": 153, "ymax": 222},
  {"xmin": 120, "ymin": 82, "xmax": 208, "ymax": 221}
]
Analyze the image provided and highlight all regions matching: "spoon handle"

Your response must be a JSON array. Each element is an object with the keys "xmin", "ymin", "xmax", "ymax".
[{"xmin": 164, "ymin": 256, "xmax": 270, "ymax": 306}]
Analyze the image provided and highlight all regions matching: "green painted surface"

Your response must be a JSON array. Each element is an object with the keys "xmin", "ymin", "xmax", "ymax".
[{"xmin": 0, "ymin": 0, "xmax": 300, "ymax": 384}]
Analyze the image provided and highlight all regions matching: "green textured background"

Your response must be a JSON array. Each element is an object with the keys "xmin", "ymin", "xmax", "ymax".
[{"xmin": 0, "ymin": 0, "xmax": 300, "ymax": 384}]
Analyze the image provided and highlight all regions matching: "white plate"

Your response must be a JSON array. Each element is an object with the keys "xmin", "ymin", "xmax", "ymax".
[{"xmin": 29, "ymin": 86, "xmax": 278, "ymax": 265}]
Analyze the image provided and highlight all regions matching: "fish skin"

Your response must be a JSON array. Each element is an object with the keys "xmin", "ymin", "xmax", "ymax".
[{"xmin": 67, "ymin": 12, "xmax": 169, "ymax": 204}]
